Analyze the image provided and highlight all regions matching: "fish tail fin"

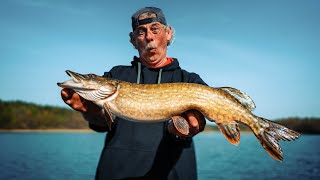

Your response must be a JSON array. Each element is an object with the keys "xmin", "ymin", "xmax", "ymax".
[{"xmin": 254, "ymin": 117, "xmax": 300, "ymax": 161}]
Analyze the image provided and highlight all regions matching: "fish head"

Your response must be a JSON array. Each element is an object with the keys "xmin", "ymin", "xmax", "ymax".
[{"xmin": 57, "ymin": 70, "xmax": 119, "ymax": 103}]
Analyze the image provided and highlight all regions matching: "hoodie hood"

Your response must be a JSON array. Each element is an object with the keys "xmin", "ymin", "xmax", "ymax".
[
  {"xmin": 131, "ymin": 56, "xmax": 181, "ymax": 71},
  {"xmin": 130, "ymin": 56, "xmax": 181, "ymax": 84}
]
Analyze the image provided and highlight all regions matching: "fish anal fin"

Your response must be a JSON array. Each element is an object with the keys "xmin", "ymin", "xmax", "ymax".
[
  {"xmin": 172, "ymin": 116, "xmax": 190, "ymax": 136},
  {"xmin": 103, "ymin": 103, "xmax": 114, "ymax": 131},
  {"xmin": 217, "ymin": 122, "xmax": 240, "ymax": 145}
]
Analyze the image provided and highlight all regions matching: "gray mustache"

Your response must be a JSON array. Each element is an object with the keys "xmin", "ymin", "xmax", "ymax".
[{"xmin": 145, "ymin": 42, "xmax": 157, "ymax": 50}]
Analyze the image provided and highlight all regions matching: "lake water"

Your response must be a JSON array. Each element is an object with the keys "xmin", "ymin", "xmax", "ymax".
[{"xmin": 0, "ymin": 132, "xmax": 319, "ymax": 180}]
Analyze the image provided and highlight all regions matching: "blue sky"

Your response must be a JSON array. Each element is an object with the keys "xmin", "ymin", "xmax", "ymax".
[{"xmin": 0, "ymin": 0, "xmax": 319, "ymax": 119}]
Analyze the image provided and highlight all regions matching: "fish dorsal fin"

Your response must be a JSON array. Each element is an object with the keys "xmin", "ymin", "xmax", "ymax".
[
  {"xmin": 220, "ymin": 87, "xmax": 256, "ymax": 111},
  {"xmin": 217, "ymin": 122, "xmax": 240, "ymax": 145}
]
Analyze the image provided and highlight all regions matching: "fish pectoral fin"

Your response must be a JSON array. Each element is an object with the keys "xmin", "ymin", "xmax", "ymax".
[
  {"xmin": 103, "ymin": 103, "xmax": 114, "ymax": 131},
  {"xmin": 217, "ymin": 122, "xmax": 240, "ymax": 145},
  {"xmin": 219, "ymin": 87, "xmax": 256, "ymax": 111},
  {"xmin": 171, "ymin": 116, "xmax": 190, "ymax": 136}
]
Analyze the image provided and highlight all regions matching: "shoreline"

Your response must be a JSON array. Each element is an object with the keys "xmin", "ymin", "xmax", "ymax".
[
  {"xmin": 0, "ymin": 129, "xmax": 219, "ymax": 133},
  {"xmin": 1, "ymin": 129, "xmax": 313, "ymax": 134},
  {"xmin": 0, "ymin": 129, "xmax": 233, "ymax": 134},
  {"xmin": 0, "ymin": 129, "xmax": 95, "ymax": 133}
]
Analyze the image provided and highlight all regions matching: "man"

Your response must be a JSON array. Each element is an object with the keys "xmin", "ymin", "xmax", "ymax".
[{"xmin": 61, "ymin": 7, "xmax": 207, "ymax": 179}]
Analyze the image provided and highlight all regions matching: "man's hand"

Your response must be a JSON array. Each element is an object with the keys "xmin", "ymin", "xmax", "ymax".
[
  {"xmin": 168, "ymin": 109, "xmax": 206, "ymax": 138},
  {"xmin": 61, "ymin": 88, "xmax": 101, "ymax": 114},
  {"xmin": 61, "ymin": 88, "xmax": 111, "ymax": 130}
]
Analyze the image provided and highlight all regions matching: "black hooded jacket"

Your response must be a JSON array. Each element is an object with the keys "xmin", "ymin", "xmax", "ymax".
[{"xmin": 91, "ymin": 57, "xmax": 207, "ymax": 180}]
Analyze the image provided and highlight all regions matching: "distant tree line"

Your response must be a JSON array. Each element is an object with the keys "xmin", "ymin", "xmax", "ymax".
[
  {"xmin": 274, "ymin": 117, "xmax": 320, "ymax": 134},
  {"xmin": 0, "ymin": 99, "xmax": 319, "ymax": 133},
  {"xmin": 0, "ymin": 99, "xmax": 88, "ymax": 129},
  {"xmin": 204, "ymin": 117, "xmax": 320, "ymax": 134}
]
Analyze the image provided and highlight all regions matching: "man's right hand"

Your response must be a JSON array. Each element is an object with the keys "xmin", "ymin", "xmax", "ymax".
[
  {"xmin": 61, "ymin": 88, "xmax": 110, "ymax": 130},
  {"xmin": 61, "ymin": 88, "xmax": 101, "ymax": 114}
]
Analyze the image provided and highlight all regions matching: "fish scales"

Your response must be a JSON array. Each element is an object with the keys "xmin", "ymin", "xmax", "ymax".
[
  {"xmin": 110, "ymin": 82, "xmax": 252, "ymax": 126},
  {"xmin": 58, "ymin": 70, "xmax": 300, "ymax": 161}
]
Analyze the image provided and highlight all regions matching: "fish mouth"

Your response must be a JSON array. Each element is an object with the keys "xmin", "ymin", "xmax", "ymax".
[
  {"xmin": 66, "ymin": 70, "xmax": 85, "ymax": 83},
  {"xmin": 57, "ymin": 70, "xmax": 95, "ymax": 90}
]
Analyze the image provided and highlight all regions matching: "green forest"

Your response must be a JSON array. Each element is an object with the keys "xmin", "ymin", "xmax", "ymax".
[
  {"xmin": 0, "ymin": 99, "xmax": 319, "ymax": 134},
  {"xmin": 0, "ymin": 99, "xmax": 88, "ymax": 129}
]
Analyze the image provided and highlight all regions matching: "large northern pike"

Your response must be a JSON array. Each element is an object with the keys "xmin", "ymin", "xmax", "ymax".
[{"xmin": 58, "ymin": 70, "xmax": 299, "ymax": 161}]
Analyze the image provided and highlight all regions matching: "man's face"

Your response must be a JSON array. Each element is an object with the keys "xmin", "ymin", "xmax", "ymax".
[{"xmin": 132, "ymin": 21, "xmax": 172, "ymax": 66}]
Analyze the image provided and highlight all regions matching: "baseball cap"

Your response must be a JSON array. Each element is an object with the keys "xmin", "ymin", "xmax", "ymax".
[{"xmin": 131, "ymin": 7, "xmax": 167, "ymax": 31}]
